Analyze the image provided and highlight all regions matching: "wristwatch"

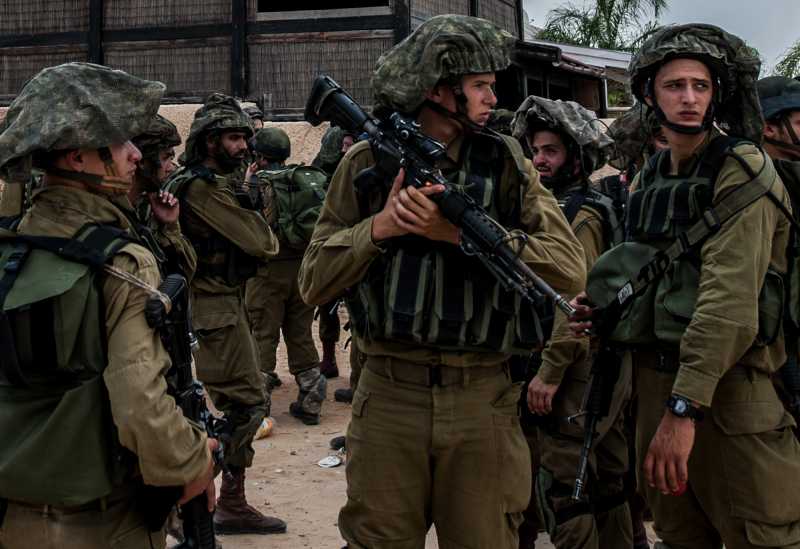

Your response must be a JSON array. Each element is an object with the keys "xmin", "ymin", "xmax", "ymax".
[{"xmin": 666, "ymin": 395, "xmax": 704, "ymax": 422}]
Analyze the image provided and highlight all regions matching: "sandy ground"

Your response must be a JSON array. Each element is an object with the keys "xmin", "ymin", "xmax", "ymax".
[{"xmin": 196, "ymin": 310, "xmax": 657, "ymax": 549}]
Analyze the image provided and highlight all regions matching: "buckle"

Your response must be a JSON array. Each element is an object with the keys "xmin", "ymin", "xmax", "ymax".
[
  {"xmin": 4, "ymin": 249, "xmax": 26, "ymax": 273},
  {"xmin": 702, "ymin": 208, "xmax": 721, "ymax": 233}
]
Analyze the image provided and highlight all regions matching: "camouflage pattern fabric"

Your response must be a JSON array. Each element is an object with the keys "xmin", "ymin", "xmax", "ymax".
[
  {"xmin": 486, "ymin": 109, "xmax": 515, "ymax": 134},
  {"xmin": 607, "ymin": 103, "xmax": 660, "ymax": 170},
  {"xmin": 312, "ymin": 126, "xmax": 348, "ymax": 175},
  {"xmin": 242, "ymin": 104, "xmax": 264, "ymax": 122},
  {"xmin": 184, "ymin": 93, "xmax": 253, "ymax": 167},
  {"xmin": 372, "ymin": 14, "xmax": 515, "ymax": 114},
  {"xmin": 0, "ymin": 62, "xmax": 164, "ymax": 180},
  {"xmin": 132, "ymin": 114, "xmax": 181, "ymax": 155},
  {"xmin": 512, "ymin": 95, "xmax": 614, "ymax": 173},
  {"xmin": 251, "ymin": 127, "xmax": 291, "ymax": 160},
  {"xmin": 629, "ymin": 24, "xmax": 763, "ymax": 142}
]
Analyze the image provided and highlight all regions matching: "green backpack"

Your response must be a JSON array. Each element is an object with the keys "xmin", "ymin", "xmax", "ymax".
[
  {"xmin": 0, "ymin": 223, "xmax": 135, "ymax": 506},
  {"xmin": 265, "ymin": 165, "xmax": 327, "ymax": 250}
]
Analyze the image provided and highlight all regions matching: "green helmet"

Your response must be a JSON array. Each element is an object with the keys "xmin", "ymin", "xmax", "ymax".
[
  {"xmin": 311, "ymin": 126, "xmax": 353, "ymax": 173},
  {"xmin": 606, "ymin": 103, "xmax": 661, "ymax": 170},
  {"xmin": 628, "ymin": 24, "xmax": 763, "ymax": 142},
  {"xmin": 250, "ymin": 127, "xmax": 291, "ymax": 161},
  {"xmin": 132, "ymin": 114, "xmax": 181, "ymax": 189},
  {"xmin": 512, "ymin": 95, "xmax": 613, "ymax": 174},
  {"xmin": 372, "ymin": 14, "xmax": 515, "ymax": 114},
  {"xmin": 486, "ymin": 109, "xmax": 515, "ymax": 134},
  {"xmin": 0, "ymin": 62, "xmax": 164, "ymax": 182},
  {"xmin": 183, "ymin": 92, "xmax": 253, "ymax": 166},
  {"xmin": 758, "ymin": 76, "xmax": 800, "ymax": 121}
]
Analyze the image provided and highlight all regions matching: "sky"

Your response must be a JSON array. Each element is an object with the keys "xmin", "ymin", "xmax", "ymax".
[{"xmin": 522, "ymin": 0, "xmax": 800, "ymax": 73}]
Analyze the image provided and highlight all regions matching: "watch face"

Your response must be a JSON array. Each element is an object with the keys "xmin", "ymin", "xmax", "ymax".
[{"xmin": 674, "ymin": 399, "xmax": 688, "ymax": 415}]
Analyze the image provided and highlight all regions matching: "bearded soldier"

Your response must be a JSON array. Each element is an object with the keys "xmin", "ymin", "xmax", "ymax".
[
  {"xmin": 512, "ymin": 97, "xmax": 632, "ymax": 549},
  {"xmin": 0, "ymin": 62, "xmax": 215, "ymax": 549},
  {"xmin": 244, "ymin": 127, "xmax": 328, "ymax": 425},
  {"xmin": 164, "ymin": 94, "xmax": 286, "ymax": 535},
  {"xmin": 570, "ymin": 24, "xmax": 800, "ymax": 548},
  {"xmin": 299, "ymin": 15, "xmax": 586, "ymax": 549}
]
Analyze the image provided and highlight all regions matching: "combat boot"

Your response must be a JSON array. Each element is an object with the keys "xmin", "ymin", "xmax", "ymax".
[
  {"xmin": 214, "ymin": 467, "xmax": 287, "ymax": 535},
  {"xmin": 319, "ymin": 340, "xmax": 339, "ymax": 378},
  {"xmin": 290, "ymin": 367, "xmax": 327, "ymax": 425}
]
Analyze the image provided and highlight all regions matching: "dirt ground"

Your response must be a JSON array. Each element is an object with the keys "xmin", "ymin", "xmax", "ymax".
[{"xmin": 198, "ymin": 311, "xmax": 656, "ymax": 549}]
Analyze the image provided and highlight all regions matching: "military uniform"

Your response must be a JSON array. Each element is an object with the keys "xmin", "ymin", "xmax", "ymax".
[
  {"xmin": 244, "ymin": 155, "xmax": 327, "ymax": 424},
  {"xmin": 299, "ymin": 17, "xmax": 586, "ymax": 548},
  {"xmin": 0, "ymin": 63, "xmax": 210, "ymax": 549},
  {"xmin": 512, "ymin": 96, "xmax": 632, "ymax": 549},
  {"xmin": 587, "ymin": 25, "xmax": 800, "ymax": 549},
  {"xmin": 165, "ymin": 94, "xmax": 286, "ymax": 535}
]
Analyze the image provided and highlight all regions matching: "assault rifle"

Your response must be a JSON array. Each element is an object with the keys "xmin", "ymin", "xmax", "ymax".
[
  {"xmin": 304, "ymin": 75, "xmax": 575, "ymax": 320},
  {"xmin": 145, "ymin": 274, "xmax": 227, "ymax": 549}
]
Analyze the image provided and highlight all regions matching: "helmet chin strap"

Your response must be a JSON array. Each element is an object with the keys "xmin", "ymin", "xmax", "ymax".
[
  {"xmin": 46, "ymin": 146, "xmax": 132, "ymax": 194},
  {"xmin": 422, "ymin": 94, "xmax": 487, "ymax": 136},
  {"xmin": 764, "ymin": 115, "xmax": 800, "ymax": 160}
]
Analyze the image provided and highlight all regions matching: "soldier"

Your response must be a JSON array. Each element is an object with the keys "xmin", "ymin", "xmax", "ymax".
[
  {"xmin": 570, "ymin": 24, "xmax": 800, "ymax": 549},
  {"xmin": 512, "ymin": 97, "xmax": 632, "ymax": 549},
  {"xmin": 758, "ymin": 76, "xmax": 800, "ymax": 427},
  {"xmin": 311, "ymin": 124, "xmax": 357, "ymax": 381},
  {"xmin": 299, "ymin": 15, "xmax": 586, "ymax": 549},
  {"xmin": 244, "ymin": 127, "xmax": 328, "ymax": 425},
  {"xmin": 0, "ymin": 62, "xmax": 215, "ymax": 548},
  {"xmin": 164, "ymin": 94, "xmax": 286, "ymax": 535},
  {"xmin": 243, "ymin": 104, "xmax": 265, "ymax": 131}
]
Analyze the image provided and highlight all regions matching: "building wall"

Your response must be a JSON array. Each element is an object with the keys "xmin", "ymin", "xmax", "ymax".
[
  {"xmin": 103, "ymin": 0, "xmax": 231, "ymax": 29},
  {"xmin": 0, "ymin": 46, "xmax": 89, "ymax": 96},
  {"xmin": 0, "ymin": 0, "xmax": 88, "ymax": 34}
]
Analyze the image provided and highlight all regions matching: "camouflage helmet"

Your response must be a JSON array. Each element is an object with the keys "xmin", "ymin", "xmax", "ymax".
[
  {"xmin": 486, "ymin": 108, "xmax": 515, "ymax": 134},
  {"xmin": 372, "ymin": 15, "xmax": 515, "ymax": 114},
  {"xmin": 251, "ymin": 127, "xmax": 291, "ymax": 160},
  {"xmin": 132, "ymin": 114, "xmax": 181, "ymax": 155},
  {"xmin": 0, "ymin": 62, "xmax": 164, "ymax": 181},
  {"xmin": 606, "ymin": 103, "xmax": 661, "ymax": 170},
  {"xmin": 757, "ymin": 76, "xmax": 800, "ymax": 121},
  {"xmin": 512, "ymin": 95, "xmax": 613, "ymax": 173},
  {"xmin": 628, "ymin": 24, "xmax": 763, "ymax": 142},
  {"xmin": 312, "ymin": 125, "xmax": 352, "ymax": 173},
  {"xmin": 183, "ymin": 92, "xmax": 253, "ymax": 166},
  {"xmin": 242, "ymin": 104, "xmax": 265, "ymax": 122}
]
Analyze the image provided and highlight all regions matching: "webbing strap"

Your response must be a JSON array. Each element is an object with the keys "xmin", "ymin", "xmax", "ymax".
[
  {"xmin": 562, "ymin": 191, "xmax": 587, "ymax": 225},
  {"xmin": 597, "ymin": 154, "xmax": 776, "ymax": 336},
  {"xmin": 0, "ymin": 242, "xmax": 32, "ymax": 386}
]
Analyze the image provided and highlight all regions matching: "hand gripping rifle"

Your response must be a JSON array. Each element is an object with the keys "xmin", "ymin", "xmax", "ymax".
[
  {"xmin": 304, "ymin": 75, "xmax": 576, "ymax": 320},
  {"xmin": 145, "ymin": 274, "xmax": 228, "ymax": 549}
]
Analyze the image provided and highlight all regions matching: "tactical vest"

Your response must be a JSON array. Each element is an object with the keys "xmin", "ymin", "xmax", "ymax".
[
  {"xmin": 586, "ymin": 136, "xmax": 785, "ymax": 347},
  {"xmin": 0, "ymin": 224, "xmax": 136, "ymax": 506},
  {"xmin": 165, "ymin": 165, "xmax": 257, "ymax": 285},
  {"xmin": 345, "ymin": 133, "xmax": 548, "ymax": 354},
  {"xmin": 259, "ymin": 164, "xmax": 326, "ymax": 251},
  {"xmin": 556, "ymin": 182, "xmax": 624, "ymax": 247}
]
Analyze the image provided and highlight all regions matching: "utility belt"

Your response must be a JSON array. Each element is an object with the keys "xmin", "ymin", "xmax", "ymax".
[
  {"xmin": 365, "ymin": 356, "xmax": 506, "ymax": 388},
  {"xmin": 1, "ymin": 482, "xmax": 135, "ymax": 519}
]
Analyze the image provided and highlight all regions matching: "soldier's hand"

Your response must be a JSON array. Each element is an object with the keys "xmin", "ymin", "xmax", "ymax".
[
  {"xmin": 643, "ymin": 413, "xmax": 695, "ymax": 496},
  {"xmin": 244, "ymin": 161, "xmax": 259, "ymax": 182},
  {"xmin": 568, "ymin": 292, "xmax": 594, "ymax": 337},
  {"xmin": 179, "ymin": 438, "xmax": 219, "ymax": 512},
  {"xmin": 372, "ymin": 169, "xmax": 459, "ymax": 244},
  {"xmin": 149, "ymin": 190, "xmax": 180, "ymax": 226},
  {"xmin": 528, "ymin": 375, "xmax": 559, "ymax": 415}
]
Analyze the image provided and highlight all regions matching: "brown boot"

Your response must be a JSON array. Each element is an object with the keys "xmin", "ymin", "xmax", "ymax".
[
  {"xmin": 214, "ymin": 467, "xmax": 287, "ymax": 535},
  {"xmin": 319, "ymin": 340, "xmax": 339, "ymax": 378}
]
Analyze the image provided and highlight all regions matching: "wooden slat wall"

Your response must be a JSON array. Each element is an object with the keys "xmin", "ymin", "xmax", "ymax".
[
  {"xmin": 411, "ymin": 0, "xmax": 469, "ymax": 28},
  {"xmin": 478, "ymin": 0, "xmax": 518, "ymax": 36},
  {"xmin": 0, "ymin": 0, "xmax": 89, "ymax": 34},
  {"xmin": 103, "ymin": 0, "xmax": 231, "ymax": 29},
  {"xmin": 248, "ymin": 31, "xmax": 394, "ymax": 110},
  {"xmin": 0, "ymin": 46, "xmax": 89, "ymax": 95},
  {"xmin": 104, "ymin": 38, "xmax": 231, "ymax": 95}
]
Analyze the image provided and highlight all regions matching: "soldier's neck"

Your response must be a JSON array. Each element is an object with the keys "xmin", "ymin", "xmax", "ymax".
[
  {"xmin": 417, "ymin": 107, "xmax": 461, "ymax": 147},
  {"xmin": 666, "ymin": 128, "xmax": 709, "ymax": 175}
]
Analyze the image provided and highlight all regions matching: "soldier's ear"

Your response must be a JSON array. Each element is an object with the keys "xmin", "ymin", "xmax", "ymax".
[{"xmin": 62, "ymin": 149, "xmax": 85, "ymax": 171}]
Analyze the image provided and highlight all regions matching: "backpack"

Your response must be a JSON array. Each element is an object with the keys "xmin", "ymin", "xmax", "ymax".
[
  {"xmin": 265, "ymin": 165, "xmax": 327, "ymax": 250},
  {"xmin": 561, "ymin": 186, "xmax": 625, "ymax": 248}
]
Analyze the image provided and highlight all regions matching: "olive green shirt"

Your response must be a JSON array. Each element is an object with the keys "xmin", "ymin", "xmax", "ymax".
[
  {"xmin": 299, "ymin": 136, "xmax": 586, "ymax": 368},
  {"xmin": 17, "ymin": 185, "xmax": 210, "ymax": 486},
  {"xmin": 537, "ymin": 197, "xmax": 605, "ymax": 385},
  {"xmin": 636, "ymin": 142, "xmax": 792, "ymax": 407}
]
